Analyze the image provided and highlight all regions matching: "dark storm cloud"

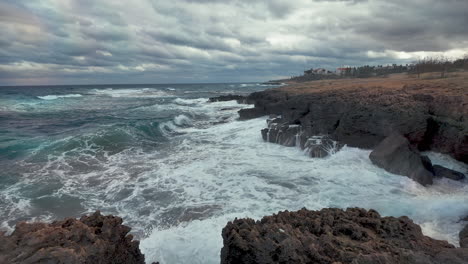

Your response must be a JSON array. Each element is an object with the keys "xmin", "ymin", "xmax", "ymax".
[{"xmin": 0, "ymin": 0, "xmax": 467, "ymax": 85}]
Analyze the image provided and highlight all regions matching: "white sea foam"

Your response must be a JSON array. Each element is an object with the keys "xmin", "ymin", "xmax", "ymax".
[
  {"xmin": 90, "ymin": 88, "xmax": 171, "ymax": 98},
  {"xmin": 2, "ymin": 96, "xmax": 467, "ymax": 264},
  {"xmin": 138, "ymin": 113, "xmax": 467, "ymax": 263},
  {"xmin": 37, "ymin": 94, "xmax": 82, "ymax": 100},
  {"xmin": 173, "ymin": 115, "xmax": 192, "ymax": 126}
]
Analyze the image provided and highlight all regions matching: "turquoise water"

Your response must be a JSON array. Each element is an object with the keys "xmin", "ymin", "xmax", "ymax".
[
  {"xmin": 1, "ymin": 83, "xmax": 467, "ymax": 264},
  {"xmin": 0, "ymin": 83, "xmax": 272, "ymax": 228}
]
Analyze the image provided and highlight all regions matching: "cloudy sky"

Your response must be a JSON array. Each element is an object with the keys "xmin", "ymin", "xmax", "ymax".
[{"xmin": 1, "ymin": 0, "xmax": 467, "ymax": 85}]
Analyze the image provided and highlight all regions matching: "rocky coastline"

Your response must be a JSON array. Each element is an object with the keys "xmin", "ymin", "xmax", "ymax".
[
  {"xmin": 1, "ymin": 74, "xmax": 467, "ymax": 263},
  {"xmin": 2, "ymin": 209, "xmax": 467, "ymax": 264},
  {"xmin": 239, "ymin": 74, "xmax": 467, "ymax": 161},
  {"xmin": 237, "ymin": 73, "xmax": 467, "ymax": 185}
]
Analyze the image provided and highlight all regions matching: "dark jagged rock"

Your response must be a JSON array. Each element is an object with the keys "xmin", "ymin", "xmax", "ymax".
[
  {"xmin": 433, "ymin": 165, "xmax": 466, "ymax": 181},
  {"xmin": 461, "ymin": 224, "xmax": 468, "ymax": 248},
  {"xmin": 369, "ymin": 132, "xmax": 434, "ymax": 185},
  {"xmin": 238, "ymin": 75, "xmax": 468, "ymax": 163},
  {"xmin": 221, "ymin": 208, "xmax": 468, "ymax": 264},
  {"xmin": 0, "ymin": 211, "xmax": 152, "ymax": 264},
  {"xmin": 209, "ymin": 94, "xmax": 247, "ymax": 103},
  {"xmin": 261, "ymin": 116, "xmax": 342, "ymax": 157},
  {"xmin": 304, "ymin": 135, "xmax": 344, "ymax": 158}
]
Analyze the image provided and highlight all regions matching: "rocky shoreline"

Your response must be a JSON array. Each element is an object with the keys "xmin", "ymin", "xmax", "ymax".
[
  {"xmin": 237, "ymin": 73, "xmax": 467, "ymax": 186},
  {"xmin": 0, "ymin": 211, "xmax": 152, "ymax": 264},
  {"xmin": 238, "ymin": 74, "xmax": 467, "ymax": 163},
  {"xmin": 1, "ymin": 74, "xmax": 467, "ymax": 263},
  {"xmin": 2, "ymin": 209, "xmax": 467, "ymax": 264}
]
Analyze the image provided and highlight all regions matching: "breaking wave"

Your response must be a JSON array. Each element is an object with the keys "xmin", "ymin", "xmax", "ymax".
[{"xmin": 37, "ymin": 94, "xmax": 83, "ymax": 100}]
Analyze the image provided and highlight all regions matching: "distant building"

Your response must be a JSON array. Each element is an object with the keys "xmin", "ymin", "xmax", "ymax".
[
  {"xmin": 336, "ymin": 67, "xmax": 351, "ymax": 75},
  {"xmin": 304, "ymin": 68, "xmax": 333, "ymax": 75}
]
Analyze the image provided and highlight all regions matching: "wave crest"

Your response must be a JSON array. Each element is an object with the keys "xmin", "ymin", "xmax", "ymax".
[{"xmin": 37, "ymin": 94, "xmax": 82, "ymax": 100}]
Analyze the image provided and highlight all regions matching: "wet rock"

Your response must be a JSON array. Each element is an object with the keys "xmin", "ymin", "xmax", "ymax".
[
  {"xmin": 238, "ymin": 78, "xmax": 468, "ymax": 163},
  {"xmin": 0, "ymin": 211, "xmax": 150, "ymax": 264},
  {"xmin": 369, "ymin": 132, "xmax": 434, "ymax": 186},
  {"xmin": 221, "ymin": 207, "xmax": 468, "ymax": 264},
  {"xmin": 460, "ymin": 224, "xmax": 468, "ymax": 248},
  {"xmin": 433, "ymin": 165, "xmax": 466, "ymax": 181},
  {"xmin": 238, "ymin": 107, "xmax": 267, "ymax": 120},
  {"xmin": 304, "ymin": 135, "xmax": 343, "ymax": 158},
  {"xmin": 209, "ymin": 94, "xmax": 247, "ymax": 103},
  {"xmin": 262, "ymin": 123, "xmax": 300, "ymax": 147}
]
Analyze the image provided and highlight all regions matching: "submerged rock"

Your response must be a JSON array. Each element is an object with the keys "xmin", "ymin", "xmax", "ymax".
[
  {"xmin": 0, "ymin": 211, "xmax": 150, "ymax": 264},
  {"xmin": 221, "ymin": 208, "xmax": 468, "ymax": 264},
  {"xmin": 433, "ymin": 165, "xmax": 466, "ymax": 181},
  {"xmin": 369, "ymin": 132, "xmax": 434, "ymax": 186}
]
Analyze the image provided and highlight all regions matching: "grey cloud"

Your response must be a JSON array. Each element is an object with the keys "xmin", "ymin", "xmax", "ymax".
[{"xmin": 1, "ymin": 0, "xmax": 467, "ymax": 85}]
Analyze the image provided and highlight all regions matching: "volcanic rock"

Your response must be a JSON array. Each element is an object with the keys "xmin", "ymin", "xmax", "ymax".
[
  {"xmin": 369, "ymin": 132, "xmax": 434, "ymax": 185},
  {"xmin": 221, "ymin": 207, "xmax": 468, "ymax": 264},
  {"xmin": 433, "ymin": 165, "xmax": 466, "ymax": 181},
  {"xmin": 0, "ymin": 211, "xmax": 150, "ymax": 264},
  {"xmin": 239, "ymin": 74, "xmax": 468, "ymax": 163},
  {"xmin": 209, "ymin": 94, "xmax": 247, "ymax": 103}
]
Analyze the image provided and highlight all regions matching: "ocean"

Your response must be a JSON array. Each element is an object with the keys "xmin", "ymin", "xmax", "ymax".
[{"xmin": 1, "ymin": 83, "xmax": 467, "ymax": 264}]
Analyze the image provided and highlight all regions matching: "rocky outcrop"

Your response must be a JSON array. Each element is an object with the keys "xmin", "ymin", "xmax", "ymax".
[
  {"xmin": 239, "ymin": 75, "xmax": 468, "ymax": 163},
  {"xmin": 433, "ymin": 165, "xmax": 466, "ymax": 181},
  {"xmin": 369, "ymin": 132, "xmax": 434, "ymax": 185},
  {"xmin": 0, "ymin": 211, "xmax": 151, "ymax": 264},
  {"xmin": 261, "ymin": 116, "xmax": 343, "ymax": 158},
  {"xmin": 209, "ymin": 94, "xmax": 248, "ymax": 103},
  {"xmin": 221, "ymin": 208, "xmax": 468, "ymax": 264}
]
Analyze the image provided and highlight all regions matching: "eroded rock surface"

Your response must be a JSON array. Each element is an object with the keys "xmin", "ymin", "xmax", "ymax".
[
  {"xmin": 0, "ymin": 211, "xmax": 149, "ymax": 264},
  {"xmin": 261, "ymin": 116, "xmax": 343, "ymax": 158},
  {"xmin": 221, "ymin": 208, "xmax": 468, "ymax": 264},
  {"xmin": 239, "ymin": 74, "xmax": 468, "ymax": 163}
]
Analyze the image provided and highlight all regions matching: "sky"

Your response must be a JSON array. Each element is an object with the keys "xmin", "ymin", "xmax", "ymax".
[{"xmin": 1, "ymin": 0, "xmax": 467, "ymax": 85}]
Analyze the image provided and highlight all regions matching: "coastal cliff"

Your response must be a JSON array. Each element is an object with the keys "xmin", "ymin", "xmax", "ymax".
[{"xmin": 239, "ymin": 73, "xmax": 468, "ymax": 163}]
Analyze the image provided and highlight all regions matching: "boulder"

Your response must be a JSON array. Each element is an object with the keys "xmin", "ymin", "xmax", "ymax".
[
  {"xmin": 433, "ymin": 165, "xmax": 466, "ymax": 181},
  {"xmin": 0, "ymin": 211, "xmax": 151, "ymax": 264},
  {"xmin": 369, "ymin": 132, "xmax": 434, "ymax": 186},
  {"xmin": 221, "ymin": 208, "xmax": 468, "ymax": 264}
]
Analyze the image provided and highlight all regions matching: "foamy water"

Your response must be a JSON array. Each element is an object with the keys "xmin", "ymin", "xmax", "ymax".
[
  {"xmin": 1, "ymin": 84, "xmax": 467, "ymax": 264},
  {"xmin": 138, "ymin": 114, "xmax": 467, "ymax": 264}
]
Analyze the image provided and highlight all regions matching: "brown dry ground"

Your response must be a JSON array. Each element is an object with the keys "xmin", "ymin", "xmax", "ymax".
[{"xmin": 278, "ymin": 71, "xmax": 468, "ymax": 117}]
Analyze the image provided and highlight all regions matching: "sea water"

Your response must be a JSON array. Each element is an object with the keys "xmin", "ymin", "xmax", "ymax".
[{"xmin": 0, "ymin": 83, "xmax": 467, "ymax": 264}]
